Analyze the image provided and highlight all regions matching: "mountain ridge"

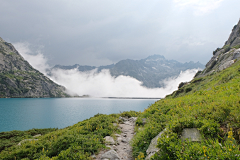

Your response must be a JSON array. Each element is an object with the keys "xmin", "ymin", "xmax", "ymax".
[{"xmin": 51, "ymin": 54, "xmax": 204, "ymax": 88}]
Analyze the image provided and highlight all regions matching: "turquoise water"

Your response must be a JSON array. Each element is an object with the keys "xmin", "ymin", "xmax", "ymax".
[{"xmin": 0, "ymin": 98, "xmax": 158, "ymax": 132}]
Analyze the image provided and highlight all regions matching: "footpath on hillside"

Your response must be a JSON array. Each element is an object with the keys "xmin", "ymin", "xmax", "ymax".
[{"xmin": 95, "ymin": 117, "xmax": 136, "ymax": 160}]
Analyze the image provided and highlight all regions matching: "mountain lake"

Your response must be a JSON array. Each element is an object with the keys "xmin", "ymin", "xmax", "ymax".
[{"xmin": 0, "ymin": 98, "xmax": 159, "ymax": 132}]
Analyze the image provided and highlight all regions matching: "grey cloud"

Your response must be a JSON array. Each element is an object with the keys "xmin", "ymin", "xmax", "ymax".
[{"xmin": 0, "ymin": 0, "xmax": 240, "ymax": 66}]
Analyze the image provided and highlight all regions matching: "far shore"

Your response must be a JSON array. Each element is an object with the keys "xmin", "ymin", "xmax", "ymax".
[{"xmin": 102, "ymin": 97, "xmax": 161, "ymax": 99}]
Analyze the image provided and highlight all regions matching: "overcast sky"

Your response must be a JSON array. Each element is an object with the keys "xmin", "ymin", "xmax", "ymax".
[{"xmin": 0, "ymin": 0, "xmax": 240, "ymax": 67}]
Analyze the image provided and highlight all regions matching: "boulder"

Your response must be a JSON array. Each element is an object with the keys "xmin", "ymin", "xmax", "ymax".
[
  {"xmin": 146, "ymin": 129, "xmax": 166, "ymax": 157},
  {"xmin": 104, "ymin": 136, "xmax": 115, "ymax": 145},
  {"xmin": 101, "ymin": 150, "xmax": 120, "ymax": 160},
  {"xmin": 181, "ymin": 128, "xmax": 202, "ymax": 142},
  {"xmin": 115, "ymin": 134, "xmax": 121, "ymax": 137}
]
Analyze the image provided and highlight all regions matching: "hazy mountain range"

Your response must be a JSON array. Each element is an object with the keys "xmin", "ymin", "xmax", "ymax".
[{"xmin": 50, "ymin": 55, "xmax": 204, "ymax": 88}]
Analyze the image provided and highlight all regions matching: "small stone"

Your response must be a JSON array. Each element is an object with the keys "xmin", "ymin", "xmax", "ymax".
[
  {"xmin": 101, "ymin": 150, "xmax": 120, "ymax": 160},
  {"xmin": 104, "ymin": 136, "xmax": 115, "ymax": 145},
  {"xmin": 115, "ymin": 134, "xmax": 121, "ymax": 137},
  {"xmin": 91, "ymin": 154, "xmax": 97, "ymax": 159},
  {"xmin": 121, "ymin": 139, "xmax": 127, "ymax": 143},
  {"xmin": 117, "ymin": 137, "xmax": 122, "ymax": 142}
]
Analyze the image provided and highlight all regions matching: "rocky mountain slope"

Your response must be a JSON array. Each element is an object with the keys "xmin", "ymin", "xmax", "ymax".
[
  {"xmin": 196, "ymin": 19, "xmax": 240, "ymax": 78},
  {"xmin": 0, "ymin": 37, "xmax": 69, "ymax": 98},
  {"xmin": 51, "ymin": 55, "xmax": 204, "ymax": 88}
]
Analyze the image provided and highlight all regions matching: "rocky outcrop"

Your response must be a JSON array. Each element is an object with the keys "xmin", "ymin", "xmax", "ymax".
[
  {"xmin": 196, "ymin": 19, "xmax": 240, "ymax": 78},
  {"xmin": 225, "ymin": 19, "xmax": 240, "ymax": 47},
  {"xmin": 197, "ymin": 48, "xmax": 240, "ymax": 77},
  {"xmin": 0, "ymin": 37, "xmax": 69, "ymax": 97}
]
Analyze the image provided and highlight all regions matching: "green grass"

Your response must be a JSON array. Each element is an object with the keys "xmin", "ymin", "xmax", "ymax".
[
  {"xmin": 0, "ymin": 111, "xmax": 139, "ymax": 160},
  {"xmin": 0, "ymin": 129, "xmax": 57, "ymax": 153},
  {"xmin": 131, "ymin": 60, "xmax": 240, "ymax": 159}
]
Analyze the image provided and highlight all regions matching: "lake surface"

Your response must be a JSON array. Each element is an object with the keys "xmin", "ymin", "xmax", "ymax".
[{"xmin": 0, "ymin": 98, "xmax": 159, "ymax": 132}]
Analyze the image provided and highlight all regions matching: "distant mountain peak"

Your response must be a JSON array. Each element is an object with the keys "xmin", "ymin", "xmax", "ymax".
[{"xmin": 145, "ymin": 54, "xmax": 165, "ymax": 60}]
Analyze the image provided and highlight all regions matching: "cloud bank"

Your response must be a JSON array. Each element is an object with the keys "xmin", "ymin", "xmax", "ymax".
[
  {"xmin": 13, "ymin": 42, "xmax": 49, "ymax": 75},
  {"xmin": 14, "ymin": 42, "xmax": 199, "ymax": 98},
  {"xmin": 50, "ymin": 68, "xmax": 198, "ymax": 98}
]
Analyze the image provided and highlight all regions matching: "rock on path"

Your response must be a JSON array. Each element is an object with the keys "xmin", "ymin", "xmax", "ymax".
[{"xmin": 96, "ymin": 117, "xmax": 137, "ymax": 160}]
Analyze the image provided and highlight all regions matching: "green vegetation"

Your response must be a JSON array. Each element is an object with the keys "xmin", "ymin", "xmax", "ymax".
[
  {"xmin": 0, "ymin": 111, "xmax": 139, "ymax": 160},
  {"xmin": 132, "ymin": 60, "xmax": 240, "ymax": 159},
  {"xmin": 233, "ymin": 44, "xmax": 240, "ymax": 49},
  {"xmin": 9, "ymin": 52, "xmax": 16, "ymax": 55},
  {"xmin": 223, "ymin": 44, "xmax": 231, "ymax": 53},
  {"xmin": 0, "ymin": 129, "xmax": 57, "ymax": 153}
]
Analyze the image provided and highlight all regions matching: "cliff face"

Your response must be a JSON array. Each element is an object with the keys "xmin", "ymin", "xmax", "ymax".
[
  {"xmin": 0, "ymin": 37, "xmax": 69, "ymax": 97},
  {"xmin": 196, "ymin": 19, "xmax": 240, "ymax": 78},
  {"xmin": 225, "ymin": 19, "xmax": 240, "ymax": 47}
]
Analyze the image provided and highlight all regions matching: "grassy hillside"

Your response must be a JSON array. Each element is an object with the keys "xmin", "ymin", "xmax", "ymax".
[{"xmin": 132, "ymin": 59, "xmax": 240, "ymax": 159}]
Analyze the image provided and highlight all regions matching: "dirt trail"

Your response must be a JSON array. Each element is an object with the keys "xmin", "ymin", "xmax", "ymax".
[{"xmin": 96, "ymin": 117, "xmax": 136, "ymax": 160}]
